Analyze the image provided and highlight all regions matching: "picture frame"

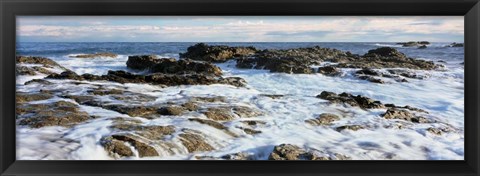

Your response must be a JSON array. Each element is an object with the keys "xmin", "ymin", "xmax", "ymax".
[{"xmin": 1, "ymin": 0, "xmax": 479, "ymax": 175}]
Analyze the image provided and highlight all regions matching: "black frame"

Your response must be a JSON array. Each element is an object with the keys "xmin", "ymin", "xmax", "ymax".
[{"xmin": 1, "ymin": 0, "xmax": 479, "ymax": 175}]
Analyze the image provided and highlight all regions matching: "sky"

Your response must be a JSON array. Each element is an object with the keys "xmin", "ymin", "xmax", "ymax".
[{"xmin": 16, "ymin": 16, "xmax": 464, "ymax": 42}]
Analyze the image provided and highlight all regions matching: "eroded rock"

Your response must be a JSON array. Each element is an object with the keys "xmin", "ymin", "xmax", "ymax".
[{"xmin": 305, "ymin": 113, "xmax": 341, "ymax": 126}]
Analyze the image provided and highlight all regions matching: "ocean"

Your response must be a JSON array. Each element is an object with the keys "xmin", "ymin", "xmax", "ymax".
[{"xmin": 16, "ymin": 42, "xmax": 464, "ymax": 160}]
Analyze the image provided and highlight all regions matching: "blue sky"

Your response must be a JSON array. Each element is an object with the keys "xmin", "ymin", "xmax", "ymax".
[{"xmin": 16, "ymin": 16, "xmax": 464, "ymax": 42}]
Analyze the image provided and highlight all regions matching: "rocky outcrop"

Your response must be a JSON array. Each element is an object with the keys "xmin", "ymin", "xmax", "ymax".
[
  {"xmin": 70, "ymin": 52, "xmax": 117, "ymax": 58},
  {"xmin": 127, "ymin": 56, "xmax": 223, "ymax": 76},
  {"xmin": 268, "ymin": 144, "xmax": 351, "ymax": 160},
  {"xmin": 203, "ymin": 106, "xmax": 263, "ymax": 121},
  {"xmin": 47, "ymin": 70, "xmax": 246, "ymax": 87},
  {"xmin": 179, "ymin": 43, "xmax": 257, "ymax": 62},
  {"xmin": 336, "ymin": 47, "xmax": 438, "ymax": 70},
  {"xmin": 101, "ymin": 134, "xmax": 159, "ymax": 157},
  {"xmin": 16, "ymin": 56, "xmax": 67, "ymax": 69},
  {"xmin": 16, "ymin": 92, "xmax": 53, "ymax": 103},
  {"xmin": 178, "ymin": 129, "xmax": 215, "ymax": 153}
]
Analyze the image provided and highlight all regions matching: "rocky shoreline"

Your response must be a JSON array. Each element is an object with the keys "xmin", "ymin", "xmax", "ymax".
[{"xmin": 16, "ymin": 43, "xmax": 461, "ymax": 160}]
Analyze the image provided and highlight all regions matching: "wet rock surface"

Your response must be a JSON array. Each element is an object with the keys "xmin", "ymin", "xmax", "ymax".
[
  {"xmin": 179, "ymin": 129, "xmax": 215, "ymax": 153},
  {"xmin": 382, "ymin": 108, "xmax": 429, "ymax": 123},
  {"xmin": 316, "ymin": 91, "xmax": 385, "ymax": 109},
  {"xmin": 396, "ymin": 41, "xmax": 430, "ymax": 47},
  {"xmin": 17, "ymin": 56, "xmax": 67, "ymax": 69}
]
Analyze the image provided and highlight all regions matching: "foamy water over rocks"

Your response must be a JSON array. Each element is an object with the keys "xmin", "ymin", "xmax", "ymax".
[{"xmin": 16, "ymin": 42, "xmax": 464, "ymax": 160}]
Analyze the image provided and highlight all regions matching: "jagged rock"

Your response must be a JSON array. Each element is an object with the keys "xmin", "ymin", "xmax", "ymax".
[
  {"xmin": 70, "ymin": 52, "xmax": 117, "ymax": 58},
  {"xmin": 318, "ymin": 66, "xmax": 341, "ymax": 76},
  {"xmin": 17, "ymin": 101, "xmax": 92, "ymax": 128},
  {"xmin": 305, "ymin": 113, "xmax": 341, "ymax": 126},
  {"xmin": 101, "ymin": 136, "xmax": 135, "ymax": 157},
  {"xmin": 178, "ymin": 129, "xmax": 215, "ymax": 153},
  {"xmin": 179, "ymin": 43, "xmax": 256, "ymax": 62},
  {"xmin": 46, "ymin": 70, "xmax": 85, "ymax": 80},
  {"xmin": 382, "ymin": 108, "xmax": 428, "ymax": 123},
  {"xmin": 126, "ymin": 55, "xmax": 162, "ymax": 70},
  {"xmin": 316, "ymin": 91, "xmax": 385, "ymax": 109},
  {"xmin": 16, "ymin": 66, "xmax": 37, "ymax": 75}
]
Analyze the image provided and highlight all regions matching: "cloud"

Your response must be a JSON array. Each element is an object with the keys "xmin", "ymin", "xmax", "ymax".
[{"xmin": 16, "ymin": 16, "xmax": 464, "ymax": 42}]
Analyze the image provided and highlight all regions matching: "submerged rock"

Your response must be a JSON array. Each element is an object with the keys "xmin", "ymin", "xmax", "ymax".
[
  {"xmin": 179, "ymin": 43, "xmax": 257, "ymax": 62},
  {"xmin": 16, "ymin": 92, "xmax": 53, "ymax": 103},
  {"xmin": 336, "ymin": 125, "xmax": 365, "ymax": 132},
  {"xmin": 318, "ymin": 66, "xmax": 342, "ymax": 76}
]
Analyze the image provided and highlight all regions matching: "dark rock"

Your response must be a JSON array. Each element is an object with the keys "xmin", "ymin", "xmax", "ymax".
[
  {"xmin": 46, "ymin": 70, "xmax": 84, "ymax": 80},
  {"xmin": 446, "ymin": 42, "xmax": 463, "ymax": 47},
  {"xmin": 316, "ymin": 91, "xmax": 385, "ymax": 109},
  {"xmin": 241, "ymin": 120, "xmax": 267, "ymax": 126},
  {"xmin": 238, "ymin": 127, "xmax": 262, "ymax": 135},
  {"xmin": 220, "ymin": 152, "xmax": 255, "ymax": 160},
  {"xmin": 355, "ymin": 68, "xmax": 380, "ymax": 76},
  {"xmin": 126, "ymin": 55, "xmax": 161, "ymax": 70},
  {"xmin": 70, "ymin": 53, "xmax": 117, "ymax": 58},
  {"xmin": 305, "ymin": 113, "xmax": 341, "ymax": 126},
  {"xmin": 16, "ymin": 56, "xmax": 66, "ymax": 69},
  {"xmin": 259, "ymin": 94, "xmax": 284, "ymax": 99},
  {"xmin": 318, "ymin": 66, "xmax": 341, "ymax": 76},
  {"xmin": 179, "ymin": 43, "xmax": 257, "ymax": 62},
  {"xmin": 16, "ymin": 66, "xmax": 37, "ymax": 75},
  {"xmin": 357, "ymin": 75, "xmax": 385, "ymax": 84}
]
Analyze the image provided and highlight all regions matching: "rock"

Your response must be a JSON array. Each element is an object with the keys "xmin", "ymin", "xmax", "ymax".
[
  {"xmin": 232, "ymin": 106, "xmax": 263, "ymax": 118},
  {"xmin": 305, "ymin": 113, "xmax": 341, "ymax": 126},
  {"xmin": 100, "ymin": 136, "xmax": 135, "ymax": 157},
  {"xmin": 103, "ymin": 104, "xmax": 159, "ymax": 117},
  {"xmin": 238, "ymin": 127, "xmax": 262, "ymax": 135},
  {"xmin": 126, "ymin": 55, "xmax": 161, "ymax": 70},
  {"xmin": 397, "ymin": 41, "xmax": 430, "ymax": 47},
  {"xmin": 87, "ymin": 88, "xmax": 124, "ymax": 96},
  {"xmin": 16, "ymin": 66, "xmax": 37, "ymax": 75},
  {"xmin": 382, "ymin": 108, "xmax": 428, "ymax": 123},
  {"xmin": 241, "ymin": 120, "xmax": 267, "ymax": 126},
  {"xmin": 181, "ymin": 102, "xmax": 199, "ymax": 111},
  {"xmin": 418, "ymin": 45, "xmax": 427, "ymax": 49},
  {"xmin": 357, "ymin": 75, "xmax": 385, "ymax": 84},
  {"xmin": 336, "ymin": 125, "xmax": 365, "ymax": 132},
  {"xmin": 268, "ymin": 144, "xmax": 351, "ymax": 160},
  {"xmin": 158, "ymin": 106, "xmax": 187, "ymax": 116},
  {"xmin": 189, "ymin": 96, "xmax": 227, "ymax": 103},
  {"xmin": 221, "ymin": 152, "xmax": 255, "ymax": 160},
  {"xmin": 102, "ymin": 134, "xmax": 159, "ymax": 157},
  {"xmin": 178, "ymin": 129, "xmax": 215, "ymax": 153},
  {"xmin": 70, "ymin": 52, "xmax": 117, "ymax": 58},
  {"xmin": 446, "ymin": 42, "xmax": 463, "ymax": 47},
  {"xmin": 48, "ymin": 70, "xmax": 246, "ymax": 87},
  {"xmin": 24, "ymin": 79, "xmax": 53, "ymax": 85},
  {"xmin": 356, "ymin": 68, "xmax": 380, "ymax": 76},
  {"xmin": 259, "ymin": 94, "xmax": 284, "ymax": 99},
  {"xmin": 16, "ymin": 56, "xmax": 66, "ymax": 69},
  {"xmin": 179, "ymin": 43, "xmax": 256, "ymax": 62},
  {"xmin": 426, "ymin": 127, "xmax": 442, "ymax": 135},
  {"xmin": 17, "ymin": 101, "xmax": 92, "ymax": 128},
  {"xmin": 127, "ymin": 56, "xmax": 223, "ymax": 76},
  {"xmin": 318, "ymin": 66, "xmax": 341, "ymax": 76},
  {"xmin": 336, "ymin": 47, "xmax": 438, "ymax": 70},
  {"xmin": 188, "ymin": 118, "xmax": 227, "ymax": 130},
  {"xmin": 316, "ymin": 91, "xmax": 385, "ymax": 109},
  {"xmin": 16, "ymin": 92, "xmax": 53, "ymax": 103},
  {"xmin": 203, "ymin": 107, "xmax": 235, "ymax": 121}
]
